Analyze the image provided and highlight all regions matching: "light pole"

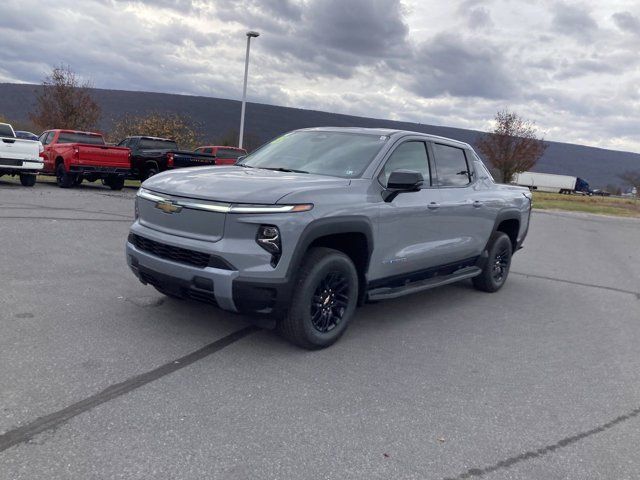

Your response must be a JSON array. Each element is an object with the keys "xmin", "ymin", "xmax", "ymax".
[{"xmin": 239, "ymin": 30, "xmax": 259, "ymax": 149}]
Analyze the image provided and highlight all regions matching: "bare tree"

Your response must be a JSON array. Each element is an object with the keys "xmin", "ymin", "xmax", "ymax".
[
  {"xmin": 475, "ymin": 110, "xmax": 548, "ymax": 183},
  {"xmin": 618, "ymin": 170, "xmax": 640, "ymax": 196},
  {"xmin": 30, "ymin": 65, "xmax": 101, "ymax": 131},
  {"xmin": 109, "ymin": 111, "xmax": 202, "ymax": 149}
]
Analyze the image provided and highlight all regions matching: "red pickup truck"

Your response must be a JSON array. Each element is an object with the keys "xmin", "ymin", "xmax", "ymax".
[
  {"xmin": 193, "ymin": 146, "xmax": 247, "ymax": 165},
  {"xmin": 39, "ymin": 130, "xmax": 130, "ymax": 190}
]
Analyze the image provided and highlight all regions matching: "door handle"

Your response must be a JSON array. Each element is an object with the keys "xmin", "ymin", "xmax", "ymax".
[
  {"xmin": 473, "ymin": 200, "xmax": 483, "ymax": 208},
  {"xmin": 427, "ymin": 202, "xmax": 440, "ymax": 210}
]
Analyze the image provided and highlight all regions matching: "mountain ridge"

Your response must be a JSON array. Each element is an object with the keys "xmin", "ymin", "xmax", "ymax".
[{"xmin": 1, "ymin": 82, "xmax": 638, "ymax": 188}]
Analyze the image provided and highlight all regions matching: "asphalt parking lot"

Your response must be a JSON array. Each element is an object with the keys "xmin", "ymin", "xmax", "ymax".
[{"xmin": 1, "ymin": 179, "xmax": 640, "ymax": 480}]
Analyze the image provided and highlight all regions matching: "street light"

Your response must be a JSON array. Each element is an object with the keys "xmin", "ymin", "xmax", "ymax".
[{"xmin": 239, "ymin": 30, "xmax": 260, "ymax": 149}]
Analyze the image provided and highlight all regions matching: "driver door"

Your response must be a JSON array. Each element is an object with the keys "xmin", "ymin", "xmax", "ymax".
[{"xmin": 370, "ymin": 140, "xmax": 448, "ymax": 282}]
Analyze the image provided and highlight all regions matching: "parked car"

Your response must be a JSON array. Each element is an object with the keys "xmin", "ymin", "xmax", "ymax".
[
  {"xmin": 194, "ymin": 145, "xmax": 247, "ymax": 165},
  {"xmin": 0, "ymin": 122, "xmax": 43, "ymax": 186},
  {"xmin": 512, "ymin": 171, "xmax": 591, "ymax": 194},
  {"xmin": 15, "ymin": 130, "xmax": 39, "ymax": 141},
  {"xmin": 117, "ymin": 136, "xmax": 216, "ymax": 180},
  {"xmin": 39, "ymin": 129, "xmax": 131, "ymax": 190},
  {"xmin": 126, "ymin": 127, "xmax": 532, "ymax": 349}
]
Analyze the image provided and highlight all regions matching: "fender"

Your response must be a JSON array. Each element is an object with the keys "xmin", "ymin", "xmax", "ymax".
[
  {"xmin": 285, "ymin": 215, "xmax": 375, "ymax": 282},
  {"xmin": 485, "ymin": 208, "xmax": 522, "ymax": 251}
]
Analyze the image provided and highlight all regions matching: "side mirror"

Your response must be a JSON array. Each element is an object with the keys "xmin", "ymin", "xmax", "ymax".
[
  {"xmin": 383, "ymin": 170, "xmax": 424, "ymax": 202},
  {"xmin": 236, "ymin": 155, "xmax": 246, "ymax": 164}
]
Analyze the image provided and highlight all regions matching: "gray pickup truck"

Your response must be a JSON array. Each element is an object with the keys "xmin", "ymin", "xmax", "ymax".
[{"xmin": 126, "ymin": 127, "xmax": 532, "ymax": 349}]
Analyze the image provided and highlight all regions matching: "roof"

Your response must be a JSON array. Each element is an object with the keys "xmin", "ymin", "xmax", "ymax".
[
  {"xmin": 196, "ymin": 145, "xmax": 246, "ymax": 150},
  {"xmin": 298, "ymin": 126, "xmax": 471, "ymax": 149},
  {"xmin": 127, "ymin": 135, "xmax": 175, "ymax": 141},
  {"xmin": 48, "ymin": 129, "xmax": 102, "ymax": 135}
]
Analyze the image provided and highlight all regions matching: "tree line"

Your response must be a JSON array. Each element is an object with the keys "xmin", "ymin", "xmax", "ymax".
[
  {"xmin": 3, "ymin": 65, "xmax": 639, "ymax": 194},
  {"xmin": 12, "ymin": 64, "xmax": 262, "ymax": 152}
]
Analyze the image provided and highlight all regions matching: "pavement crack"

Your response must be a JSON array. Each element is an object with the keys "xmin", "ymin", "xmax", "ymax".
[
  {"xmin": 443, "ymin": 405, "xmax": 640, "ymax": 479},
  {"xmin": 0, "ymin": 326, "xmax": 258, "ymax": 452},
  {"xmin": 511, "ymin": 271, "xmax": 640, "ymax": 298}
]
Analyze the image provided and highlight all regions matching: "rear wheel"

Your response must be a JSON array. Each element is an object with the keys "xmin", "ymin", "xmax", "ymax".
[
  {"xmin": 473, "ymin": 232, "xmax": 513, "ymax": 292},
  {"xmin": 278, "ymin": 247, "xmax": 358, "ymax": 349},
  {"xmin": 143, "ymin": 166, "xmax": 158, "ymax": 181},
  {"xmin": 56, "ymin": 163, "xmax": 74, "ymax": 188},
  {"xmin": 105, "ymin": 175, "xmax": 125, "ymax": 190},
  {"xmin": 19, "ymin": 173, "xmax": 37, "ymax": 187}
]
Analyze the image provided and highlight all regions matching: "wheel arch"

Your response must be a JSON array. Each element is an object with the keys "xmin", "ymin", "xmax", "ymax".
[
  {"xmin": 288, "ymin": 216, "xmax": 375, "ymax": 305},
  {"xmin": 489, "ymin": 210, "xmax": 521, "ymax": 252}
]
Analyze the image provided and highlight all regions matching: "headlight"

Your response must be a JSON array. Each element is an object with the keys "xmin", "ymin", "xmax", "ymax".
[
  {"xmin": 257, "ymin": 225, "xmax": 280, "ymax": 254},
  {"xmin": 257, "ymin": 225, "xmax": 281, "ymax": 267}
]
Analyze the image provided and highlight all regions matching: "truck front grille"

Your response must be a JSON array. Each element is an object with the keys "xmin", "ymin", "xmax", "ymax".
[{"xmin": 130, "ymin": 233, "xmax": 211, "ymax": 268}]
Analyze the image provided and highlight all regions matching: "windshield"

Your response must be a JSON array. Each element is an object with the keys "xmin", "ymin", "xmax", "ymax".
[
  {"xmin": 240, "ymin": 131, "xmax": 389, "ymax": 178},
  {"xmin": 139, "ymin": 139, "xmax": 178, "ymax": 151},
  {"xmin": 58, "ymin": 132, "xmax": 105, "ymax": 145}
]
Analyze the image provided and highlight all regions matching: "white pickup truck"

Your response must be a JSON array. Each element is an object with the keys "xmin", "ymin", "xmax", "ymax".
[{"xmin": 0, "ymin": 122, "xmax": 43, "ymax": 186}]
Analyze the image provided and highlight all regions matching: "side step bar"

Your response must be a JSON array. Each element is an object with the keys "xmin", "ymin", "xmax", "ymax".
[{"xmin": 367, "ymin": 266, "xmax": 482, "ymax": 301}]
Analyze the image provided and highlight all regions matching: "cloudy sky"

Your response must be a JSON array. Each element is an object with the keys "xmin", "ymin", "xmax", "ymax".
[{"xmin": 1, "ymin": 0, "xmax": 639, "ymax": 152}]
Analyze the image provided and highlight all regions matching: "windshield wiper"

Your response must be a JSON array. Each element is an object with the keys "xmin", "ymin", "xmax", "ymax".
[{"xmin": 259, "ymin": 167, "xmax": 310, "ymax": 174}]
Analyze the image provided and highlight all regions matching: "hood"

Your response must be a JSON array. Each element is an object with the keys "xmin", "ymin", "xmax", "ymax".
[{"xmin": 142, "ymin": 165, "xmax": 351, "ymax": 204}]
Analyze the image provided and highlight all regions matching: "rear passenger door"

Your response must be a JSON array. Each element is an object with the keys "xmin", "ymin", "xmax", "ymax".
[{"xmin": 430, "ymin": 142, "xmax": 495, "ymax": 261}]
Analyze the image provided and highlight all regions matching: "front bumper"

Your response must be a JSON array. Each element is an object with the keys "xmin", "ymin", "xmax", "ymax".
[
  {"xmin": 127, "ymin": 240, "xmax": 239, "ymax": 311},
  {"xmin": 126, "ymin": 237, "xmax": 291, "ymax": 317}
]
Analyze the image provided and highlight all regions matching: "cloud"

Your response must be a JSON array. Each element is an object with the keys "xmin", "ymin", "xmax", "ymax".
[
  {"xmin": 551, "ymin": 2, "xmax": 599, "ymax": 40},
  {"xmin": 0, "ymin": 0, "xmax": 639, "ymax": 152},
  {"xmin": 407, "ymin": 33, "xmax": 519, "ymax": 99},
  {"xmin": 612, "ymin": 11, "xmax": 640, "ymax": 33}
]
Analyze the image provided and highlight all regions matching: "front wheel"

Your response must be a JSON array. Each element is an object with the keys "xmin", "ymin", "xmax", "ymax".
[
  {"xmin": 19, "ymin": 173, "xmax": 37, "ymax": 187},
  {"xmin": 278, "ymin": 247, "xmax": 358, "ymax": 349},
  {"xmin": 473, "ymin": 232, "xmax": 513, "ymax": 292}
]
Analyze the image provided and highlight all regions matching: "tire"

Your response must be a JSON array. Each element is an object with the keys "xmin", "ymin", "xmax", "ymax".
[
  {"xmin": 56, "ymin": 163, "xmax": 74, "ymax": 188},
  {"xmin": 473, "ymin": 232, "xmax": 513, "ymax": 293},
  {"xmin": 73, "ymin": 175, "xmax": 83, "ymax": 186},
  {"xmin": 106, "ymin": 175, "xmax": 125, "ymax": 190},
  {"xmin": 143, "ymin": 166, "xmax": 158, "ymax": 181},
  {"xmin": 19, "ymin": 173, "xmax": 37, "ymax": 187},
  {"xmin": 278, "ymin": 247, "xmax": 358, "ymax": 349}
]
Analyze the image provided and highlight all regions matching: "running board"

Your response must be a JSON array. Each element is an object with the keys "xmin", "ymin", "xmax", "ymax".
[{"xmin": 367, "ymin": 266, "xmax": 482, "ymax": 301}]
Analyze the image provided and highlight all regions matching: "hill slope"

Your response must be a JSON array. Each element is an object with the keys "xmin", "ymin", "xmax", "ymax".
[{"xmin": 1, "ymin": 83, "xmax": 638, "ymax": 188}]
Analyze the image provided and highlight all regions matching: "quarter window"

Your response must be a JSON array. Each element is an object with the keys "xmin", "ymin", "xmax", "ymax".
[
  {"xmin": 433, "ymin": 144, "xmax": 471, "ymax": 187},
  {"xmin": 379, "ymin": 141, "xmax": 430, "ymax": 186}
]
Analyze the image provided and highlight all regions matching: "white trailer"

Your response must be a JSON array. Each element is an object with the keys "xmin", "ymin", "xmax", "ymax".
[{"xmin": 512, "ymin": 171, "xmax": 584, "ymax": 194}]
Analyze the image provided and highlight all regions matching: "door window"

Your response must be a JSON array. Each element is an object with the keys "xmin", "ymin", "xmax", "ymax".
[
  {"xmin": 433, "ymin": 144, "xmax": 471, "ymax": 186},
  {"xmin": 40, "ymin": 131, "xmax": 55, "ymax": 145},
  {"xmin": 379, "ymin": 141, "xmax": 430, "ymax": 187}
]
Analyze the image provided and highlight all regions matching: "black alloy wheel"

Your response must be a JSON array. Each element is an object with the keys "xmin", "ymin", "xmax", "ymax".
[{"xmin": 310, "ymin": 271, "xmax": 350, "ymax": 333}]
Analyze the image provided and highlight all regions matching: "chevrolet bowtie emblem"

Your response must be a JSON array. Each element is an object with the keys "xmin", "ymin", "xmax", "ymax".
[{"xmin": 155, "ymin": 200, "xmax": 182, "ymax": 214}]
